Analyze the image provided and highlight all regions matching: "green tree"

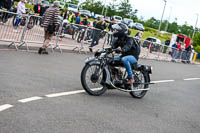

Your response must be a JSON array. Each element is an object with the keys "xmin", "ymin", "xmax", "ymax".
[
  {"xmin": 68, "ymin": 0, "xmax": 79, "ymax": 5},
  {"xmin": 144, "ymin": 17, "xmax": 159, "ymax": 29},
  {"xmin": 193, "ymin": 32, "xmax": 200, "ymax": 53},
  {"xmin": 118, "ymin": 0, "xmax": 132, "ymax": 18},
  {"xmin": 179, "ymin": 22, "xmax": 193, "ymax": 38}
]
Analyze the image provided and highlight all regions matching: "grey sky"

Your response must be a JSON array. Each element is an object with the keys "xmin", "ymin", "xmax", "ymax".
[{"xmin": 130, "ymin": 0, "xmax": 199, "ymax": 27}]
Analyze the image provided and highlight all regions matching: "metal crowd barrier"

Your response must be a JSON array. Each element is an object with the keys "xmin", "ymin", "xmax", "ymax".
[
  {"xmin": 0, "ymin": 9, "xmax": 198, "ymax": 63},
  {"xmin": 0, "ymin": 9, "xmax": 26, "ymax": 50}
]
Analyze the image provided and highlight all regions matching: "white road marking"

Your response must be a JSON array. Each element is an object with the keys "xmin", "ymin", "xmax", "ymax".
[
  {"xmin": 184, "ymin": 78, "xmax": 200, "ymax": 81},
  {"xmin": 0, "ymin": 104, "xmax": 13, "ymax": 112},
  {"xmin": 18, "ymin": 96, "xmax": 43, "ymax": 103},
  {"xmin": 45, "ymin": 90, "xmax": 85, "ymax": 98},
  {"xmin": 151, "ymin": 80, "xmax": 175, "ymax": 84}
]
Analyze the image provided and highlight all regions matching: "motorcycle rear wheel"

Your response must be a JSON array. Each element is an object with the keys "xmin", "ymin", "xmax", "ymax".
[
  {"xmin": 129, "ymin": 72, "xmax": 149, "ymax": 99},
  {"xmin": 81, "ymin": 64, "xmax": 107, "ymax": 96}
]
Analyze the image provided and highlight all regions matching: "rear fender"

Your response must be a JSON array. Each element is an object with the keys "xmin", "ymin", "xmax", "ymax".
[{"xmin": 138, "ymin": 65, "xmax": 152, "ymax": 74}]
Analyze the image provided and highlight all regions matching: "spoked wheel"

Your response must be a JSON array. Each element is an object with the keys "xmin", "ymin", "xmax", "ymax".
[
  {"xmin": 129, "ymin": 71, "xmax": 149, "ymax": 99},
  {"xmin": 81, "ymin": 64, "xmax": 107, "ymax": 96}
]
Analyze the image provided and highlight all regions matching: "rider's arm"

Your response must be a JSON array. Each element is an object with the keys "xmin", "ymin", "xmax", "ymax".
[
  {"xmin": 121, "ymin": 38, "xmax": 135, "ymax": 53},
  {"xmin": 111, "ymin": 38, "xmax": 119, "ymax": 49}
]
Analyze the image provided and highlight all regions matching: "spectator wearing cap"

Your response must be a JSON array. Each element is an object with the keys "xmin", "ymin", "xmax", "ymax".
[{"xmin": 38, "ymin": 1, "xmax": 59, "ymax": 54}]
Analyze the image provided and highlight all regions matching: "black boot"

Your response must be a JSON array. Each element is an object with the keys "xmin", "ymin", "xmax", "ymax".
[
  {"xmin": 42, "ymin": 48, "xmax": 48, "ymax": 54},
  {"xmin": 38, "ymin": 47, "xmax": 44, "ymax": 54}
]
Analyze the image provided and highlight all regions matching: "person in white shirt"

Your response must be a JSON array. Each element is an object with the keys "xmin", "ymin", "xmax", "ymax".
[{"xmin": 13, "ymin": 0, "xmax": 26, "ymax": 32}]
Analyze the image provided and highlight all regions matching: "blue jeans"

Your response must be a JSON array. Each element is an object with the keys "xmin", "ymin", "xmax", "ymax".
[
  {"xmin": 14, "ymin": 18, "xmax": 21, "ymax": 27},
  {"xmin": 115, "ymin": 55, "xmax": 137, "ymax": 79}
]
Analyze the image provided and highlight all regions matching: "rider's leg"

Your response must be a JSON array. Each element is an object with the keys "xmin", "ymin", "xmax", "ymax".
[{"xmin": 121, "ymin": 56, "xmax": 137, "ymax": 84}]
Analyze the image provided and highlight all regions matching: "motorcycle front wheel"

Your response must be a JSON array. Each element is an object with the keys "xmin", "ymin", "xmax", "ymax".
[{"xmin": 81, "ymin": 64, "xmax": 107, "ymax": 96}]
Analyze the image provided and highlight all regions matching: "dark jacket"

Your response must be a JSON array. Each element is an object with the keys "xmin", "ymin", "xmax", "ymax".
[
  {"xmin": 34, "ymin": 4, "xmax": 46, "ymax": 16},
  {"xmin": 112, "ymin": 36, "xmax": 140, "ymax": 60},
  {"xmin": 82, "ymin": 18, "xmax": 88, "ymax": 25},
  {"xmin": 3, "ymin": 0, "xmax": 13, "ymax": 10},
  {"xmin": 95, "ymin": 22, "xmax": 105, "ymax": 30}
]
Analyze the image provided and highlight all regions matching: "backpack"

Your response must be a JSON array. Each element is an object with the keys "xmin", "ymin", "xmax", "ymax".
[{"xmin": 132, "ymin": 37, "xmax": 141, "ymax": 58}]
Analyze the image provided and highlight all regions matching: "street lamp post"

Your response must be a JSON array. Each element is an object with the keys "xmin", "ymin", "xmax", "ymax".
[
  {"xmin": 102, "ymin": 0, "xmax": 106, "ymax": 16},
  {"xmin": 157, "ymin": 0, "xmax": 167, "ymax": 37},
  {"xmin": 192, "ymin": 13, "xmax": 199, "ymax": 38},
  {"xmin": 165, "ymin": 6, "xmax": 172, "ymax": 32}
]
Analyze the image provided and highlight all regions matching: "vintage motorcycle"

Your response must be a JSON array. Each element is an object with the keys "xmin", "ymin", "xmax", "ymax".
[{"xmin": 81, "ymin": 48, "xmax": 153, "ymax": 99}]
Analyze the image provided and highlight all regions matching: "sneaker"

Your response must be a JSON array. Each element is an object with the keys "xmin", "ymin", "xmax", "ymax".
[
  {"xmin": 13, "ymin": 30, "xmax": 18, "ymax": 33},
  {"xmin": 127, "ymin": 78, "xmax": 134, "ymax": 84}
]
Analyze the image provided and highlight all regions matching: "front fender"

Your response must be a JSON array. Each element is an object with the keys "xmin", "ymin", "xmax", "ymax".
[{"xmin": 87, "ymin": 60, "xmax": 111, "ymax": 85}]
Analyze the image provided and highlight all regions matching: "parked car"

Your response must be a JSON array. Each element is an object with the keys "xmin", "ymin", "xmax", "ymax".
[
  {"xmin": 122, "ymin": 18, "xmax": 133, "ymax": 26},
  {"xmin": 128, "ymin": 22, "xmax": 134, "ymax": 28},
  {"xmin": 142, "ymin": 37, "xmax": 162, "ymax": 52},
  {"xmin": 112, "ymin": 15, "xmax": 122, "ymax": 23},
  {"xmin": 67, "ymin": 3, "xmax": 79, "ymax": 14},
  {"xmin": 95, "ymin": 14, "xmax": 104, "ymax": 19},
  {"xmin": 133, "ymin": 23, "xmax": 145, "ymax": 31},
  {"xmin": 80, "ymin": 10, "xmax": 91, "ymax": 18}
]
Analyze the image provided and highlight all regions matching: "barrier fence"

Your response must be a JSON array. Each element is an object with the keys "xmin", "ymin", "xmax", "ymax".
[{"xmin": 0, "ymin": 9, "xmax": 198, "ymax": 63}]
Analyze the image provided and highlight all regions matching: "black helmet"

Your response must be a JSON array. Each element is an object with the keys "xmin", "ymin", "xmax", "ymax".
[{"xmin": 112, "ymin": 23, "xmax": 129, "ymax": 38}]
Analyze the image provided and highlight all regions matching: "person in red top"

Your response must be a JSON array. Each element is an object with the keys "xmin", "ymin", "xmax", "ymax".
[{"xmin": 175, "ymin": 42, "xmax": 183, "ymax": 59}]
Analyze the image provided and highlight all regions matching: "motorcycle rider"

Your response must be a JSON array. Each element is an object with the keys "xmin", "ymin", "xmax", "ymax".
[{"xmin": 111, "ymin": 23, "xmax": 140, "ymax": 84}]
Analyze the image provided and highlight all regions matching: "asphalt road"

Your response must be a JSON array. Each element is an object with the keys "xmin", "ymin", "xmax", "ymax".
[{"xmin": 0, "ymin": 50, "xmax": 200, "ymax": 133}]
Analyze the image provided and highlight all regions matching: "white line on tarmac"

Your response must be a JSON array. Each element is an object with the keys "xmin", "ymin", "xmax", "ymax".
[
  {"xmin": 151, "ymin": 80, "xmax": 175, "ymax": 84},
  {"xmin": 45, "ymin": 90, "xmax": 85, "ymax": 98},
  {"xmin": 0, "ymin": 104, "xmax": 13, "ymax": 112},
  {"xmin": 18, "ymin": 96, "xmax": 43, "ymax": 103},
  {"xmin": 184, "ymin": 78, "xmax": 200, "ymax": 81}
]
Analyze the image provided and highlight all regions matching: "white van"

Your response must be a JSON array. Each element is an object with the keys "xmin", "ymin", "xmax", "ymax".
[
  {"xmin": 67, "ymin": 4, "xmax": 79, "ymax": 13},
  {"xmin": 113, "ymin": 16, "xmax": 122, "ymax": 23}
]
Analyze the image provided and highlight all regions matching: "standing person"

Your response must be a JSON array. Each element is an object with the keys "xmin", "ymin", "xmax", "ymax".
[
  {"xmin": 38, "ymin": 2, "xmax": 59, "ymax": 54},
  {"xmin": 68, "ymin": 12, "xmax": 74, "ymax": 23},
  {"xmin": 82, "ymin": 16, "xmax": 88, "ymax": 26},
  {"xmin": 163, "ymin": 38, "xmax": 170, "ymax": 53},
  {"xmin": 175, "ymin": 42, "xmax": 182, "ymax": 59},
  {"xmin": 135, "ymin": 31, "xmax": 143, "ymax": 44},
  {"xmin": 4, "ymin": 0, "xmax": 14, "ymax": 11},
  {"xmin": 93, "ymin": 20, "xmax": 97, "ymax": 27},
  {"xmin": 75, "ymin": 14, "xmax": 81, "ymax": 24},
  {"xmin": 34, "ymin": 1, "xmax": 42, "ymax": 25},
  {"xmin": 39, "ymin": 4, "xmax": 47, "ymax": 26},
  {"xmin": 34, "ymin": 1, "xmax": 42, "ymax": 14},
  {"xmin": 89, "ymin": 19, "xmax": 106, "ymax": 52},
  {"xmin": 63, "ymin": 10, "xmax": 69, "ymax": 20},
  {"xmin": 107, "ymin": 21, "xmax": 115, "ymax": 45},
  {"xmin": 185, "ymin": 43, "xmax": 192, "ymax": 63},
  {"xmin": 13, "ymin": 0, "xmax": 26, "ymax": 33},
  {"xmin": 171, "ymin": 42, "xmax": 177, "ymax": 62}
]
